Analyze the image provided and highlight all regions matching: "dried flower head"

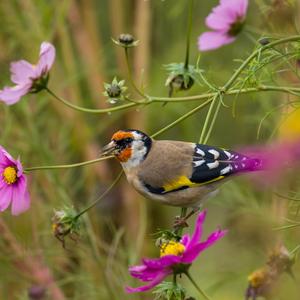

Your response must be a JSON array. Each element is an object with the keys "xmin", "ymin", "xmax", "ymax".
[
  {"xmin": 246, "ymin": 267, "xmax": 277, "ymax": 300},
  {"xmin": 52, "ymin": 207, "xmax": 80, "ymax": 248},
  {"xmin": 246, "ymin": 244, "xmax": 296, "ymax": 300},
  {"xmin": 267, "ymin": 244, "xmax": 294, "ymax": 274},
  {"xmin": 103, "ymin": 77, "xmax": 127, "ymax": 104}
]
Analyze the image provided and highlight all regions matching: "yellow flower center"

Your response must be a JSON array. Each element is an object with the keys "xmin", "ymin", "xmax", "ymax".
[
  {"xmin": 3, "ymin": 166, "xmax": 17, "ymax": 184},
  {"xmin": 248, "ymin": 268, "xmax": 267, "ymax": 288},
  {"xmin": 160, "ymin": 241, "xmax": 185, "ymax": 257}
]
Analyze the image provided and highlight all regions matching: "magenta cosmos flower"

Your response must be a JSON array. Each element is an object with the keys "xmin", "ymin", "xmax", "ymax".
[
  {"xmin": 0, "ymin": 146, "xmax": 30, "ymax": 215},
  {"xmin": 198, "ymin": 0, "xmax": 248, "ymax": 51},
  {"xmin": 0, "ymin": 42, "xmax": 55, "ymax": 105},
  {"xmin": 126, "ymin": 210, "xmax": 227, "ymax": 293}
]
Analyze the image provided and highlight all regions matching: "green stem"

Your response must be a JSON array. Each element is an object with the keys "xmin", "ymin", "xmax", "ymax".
[
  {"xmin": 151, "ymin": 98, "xmax": 212, "ymax": 138},
  {"xmin": 75, "ymin": 171, "xmax": 123, "ymax": 218},
  {"xmin": 46, "ymin": 87, "xmax": 137, "ymax": 113},
  {"xmin": 24, "ymin": 156, "xmax": 114, "ymax": 172},
  {"xmin": 149, "ymin": 85, "xmax": 300, "ymax": 103},
  {"xmin": 290, "ymin": 244, "xmax": 300, "ymax": 255},
  {"xmin": 185, "ymin": 272, "xmax": 212, "ymax": 300},
  {"xmin": 203, "ymin": 96, "xmax": 222, "ymax": 144},
  {"xmin": 124, "ymin": 47, "xmax": 147, "ymax": 98},
  {"xmin": 173, "ymin": 273, "xmax": 177, "ymax": 285},
  {"xmin": 198, "ymin": 95, "xmax": 218, "ymax": 143},
  {"xmin": 184, "ymin": 0, "xmax": 194, "ymax": 69}
]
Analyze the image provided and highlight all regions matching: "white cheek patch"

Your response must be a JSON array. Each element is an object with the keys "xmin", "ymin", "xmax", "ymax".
[{"xmin": 121, "ymin": 140, "xmax": 147, "ymax": 169}]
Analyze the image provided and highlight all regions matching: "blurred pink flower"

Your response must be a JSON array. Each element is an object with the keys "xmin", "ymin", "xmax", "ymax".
[
  {"xmin": 0, "ymin": 146, "xmax": 30, "ymax": 215},
  {"xmin": 198, "ymin": 0, "xmax": 248, "ymax": 51},
  {"xmin": 126, "ymin": 210, "xmax": 227, "ymax": 293},
  {"xmin": 0, "ymin": 42, "xmax": 55, "ymax": 105},
  {"xmin": 240, "ymin": 138, "xmax": 300, "ymax": 186}
]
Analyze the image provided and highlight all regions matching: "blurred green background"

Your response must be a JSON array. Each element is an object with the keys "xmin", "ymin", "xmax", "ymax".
[{"xmin": 0, "ymin": 0, "xmax": 300, "ymax": 299}]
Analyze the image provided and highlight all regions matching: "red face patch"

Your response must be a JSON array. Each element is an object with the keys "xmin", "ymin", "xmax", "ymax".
[
  {"xmin": 116, "ymin": 147, "xmax": 132, "ymax": 162},
  {"xmin": 111, "ymin": 131, "xmax": 134, "ymax": 141}
]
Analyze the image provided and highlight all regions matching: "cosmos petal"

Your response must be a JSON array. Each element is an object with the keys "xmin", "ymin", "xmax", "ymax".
[
  {"xmin": 11, "ymin": 176, "xmax": 30, "ymax": 216},
  {"xmin": 10, "ymin": 60, "xmax": 35, "ymax": 85},
  {"xmin": 188, "ymin": 210, "xmax": 206, "ymax": 248},
  {"xmin": 198, "ymin": 31, "xmax": 235, "ymax": 51},
  {"xmin": 0, "ymin": 186, "xmax": 13, "ymax": 212},
  {"xmin": 0, "ymin": 84, "xmax": 31, "ymax": 105},
  {"xmin": 142, "ymin": 255, "xmax": 182, "ymax": 269},
  {"xmin": 125, "ymin": 270, "xmax": 171, "ymax": 293},
  {"xmin": 35, "ymin": 42, "xmax": 56, "ymax": 77},
  {"xmin": 182, "ymin": 229, "xmax": 227, "ymax": 263}
]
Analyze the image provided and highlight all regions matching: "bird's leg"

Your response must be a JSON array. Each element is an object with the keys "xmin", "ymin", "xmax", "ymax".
[{"xmin": 173, "ymin": 207, "xmax": 201, "ymax": 234}]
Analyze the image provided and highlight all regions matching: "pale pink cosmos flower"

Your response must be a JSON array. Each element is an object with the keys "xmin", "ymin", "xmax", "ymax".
[
  {"xmin": 0, "ymin": 146, "xmax": 30, "ymax": 215},
  {"xmin": 0, "ymin": 42, "xmax": 55, "ymax": 105},
  {"xmin": 126, "ymin": 211, "xmax": 227, "ymax": 293},
  {"xmin": 198, "ymin": 0, "xmax": 248, "ymax": 51}
]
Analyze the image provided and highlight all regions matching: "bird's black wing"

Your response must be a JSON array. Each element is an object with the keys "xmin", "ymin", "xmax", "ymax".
[{"xmin": 190, "ymin": 144, "xmax": 261, "ymax": 184}]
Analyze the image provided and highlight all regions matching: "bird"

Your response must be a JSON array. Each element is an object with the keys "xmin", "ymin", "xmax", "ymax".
[{"xmin": 102, "ymin": 129, "xmax": 262, "ymax": 222}]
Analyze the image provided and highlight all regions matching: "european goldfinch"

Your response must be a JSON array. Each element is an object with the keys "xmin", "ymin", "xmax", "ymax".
[{"xmin": 102, "ymin": 129, "xmax": 262, "ymax": 208}]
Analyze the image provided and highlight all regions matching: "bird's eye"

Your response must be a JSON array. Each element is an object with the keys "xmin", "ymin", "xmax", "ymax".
[{"xmin": 124, "ymin": 137, "xmax": 133, "ymax": 143}]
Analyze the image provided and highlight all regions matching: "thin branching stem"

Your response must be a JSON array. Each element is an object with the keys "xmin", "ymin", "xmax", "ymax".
[
  {"xmin": 24, "ymin": 156, "xmax": 114, "ymax": 172},
  {"xmin": 185, "ymin": 271, "xmax": 212, "ymax": 300},
  {"xmin": 75, "ymin": 171, "xmax": 123, "ymax": 218},
  {"xmin": 151, "ymin": 99, "xmax": 213, "ymax": 138},
  {"xmin": 203, "ymin": 96, "xmax": 222, "ymax": 144},
  {"xmin": 198, "ymin": 94, "xmax": 218, "ymax": 144},
  {"xmin": 184, "ymin": 0, "xmax": 194, "ymax": 69},
  {"xmin": 223, "ymin": 35, "xmax": 300, "ymax": 91},
  {"xmin": 46, "ymin": 87, "xmax": 137, "ymax": 113},
  {"xmin": 124, "ymin": 47, "xmax": 147, "ymax": 98}
]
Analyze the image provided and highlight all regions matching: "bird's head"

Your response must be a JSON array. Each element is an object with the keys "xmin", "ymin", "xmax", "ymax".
[{"xmin": 102, "ymin": 129, "xmax": 152, "ymax": 167}]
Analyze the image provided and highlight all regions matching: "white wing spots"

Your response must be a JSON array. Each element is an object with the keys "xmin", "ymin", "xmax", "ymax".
[
  {"xmin": 224, "ymin": 150, "xmax": 232, "ymax": 159},
  {"xmin": 207, "ymin": 161, "xmax": 219, "ymax": 169},
  {"xmin": 196, "ymin": 148, "xmax": 205, "ymax": 156},
  {"xmin": 220, "ymin": 166, "xmax": 232, "ymax": 175},
  {"xmin": 234, "ymin": 164, "xmax": 239, "ymax": 169},
  {"xmin": 208, "ymin": 149, "xmax": 220, "ymax": 159},
  {"xmin": 234, "ymin": 155, "xmax": 239, "ymax": 159},
  {"xmin": 242, "ymin": 157, "xmax": 247, "ymax": 161},
  {"xmin": 193, "ymin": 160, "xmax": 205, "ymax": 167},
  {"xmin": 242, "ymin": 163, "xmax": 246, "ymax": 168}
]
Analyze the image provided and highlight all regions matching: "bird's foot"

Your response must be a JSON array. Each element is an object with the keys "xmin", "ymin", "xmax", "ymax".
[{"xmin": 173, "ymin": 216, "xmax": 189, "ymax": 230}]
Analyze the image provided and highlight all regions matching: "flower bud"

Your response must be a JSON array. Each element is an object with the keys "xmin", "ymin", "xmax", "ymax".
[
  {"xmin": 112, "ymin": 34, "xmax": 139, "ymax": 48},
  {"xmin": 259, "ymin": 37, "xmax": 270, "ymax": 46},
  {"xmin": 164, "ymin": 63, "xmax": 198, "ymax": 97},
  {"xmin": 103, "ymin": 77, "xmax": 127, "ymax": 104}
]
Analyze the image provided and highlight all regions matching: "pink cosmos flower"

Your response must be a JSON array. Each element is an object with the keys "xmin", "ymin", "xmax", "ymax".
[
  {"xmin": 126, "ymin": 210, "xmax": 227, "ymax": 293},
  {"xmin": 0, "ymin": 146, "xmax": 30, "ymax": 215},
  {"xmin": 198, "ymin": 0, "xmax": 248, "ymax": 51},
  {"xmin": 0, "ymin": 42, "xmax": 55, "ymax": 105}
]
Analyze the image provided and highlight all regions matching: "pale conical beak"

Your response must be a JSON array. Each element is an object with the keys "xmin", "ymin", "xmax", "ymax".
[{"xmin": 101, "ymin": 141, "xmax": 117, "ymax": 156}]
